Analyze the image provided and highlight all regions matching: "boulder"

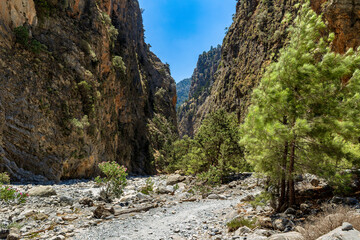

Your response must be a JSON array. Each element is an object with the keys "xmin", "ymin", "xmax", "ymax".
[
  {"xmin": 235, "ymin": 226, "xmax": 252, "ymax": 235},
  {"xmin": 269, "ymin": 232, "xmax": 304, "ymax": 240},
  {"xmin": 272, "ymin": 217, "xmax": 295, "ymax": 231},
  {"xmin": 208, "ymin": 194, "xmax": 226, "ymax": 200},
  {"xmin": 166, "ymin": 174, "xmax": 186, "ymax": 185},
  {"xmin": 93, "ymin": 205, "xmax": 115, "ymax": 219},
  {"xmin": 79, "ymin": 197, "xmax": 94, "ymax": 207},
  {"xmin": 6, "ymin": 233, "xmax": 20, "ymax": 240},
  {"xmin": 28, "ymin": 186, "xmax": 56, "ymax": 197},
  {"xmin": 316, "ymin": 222, "xmax": 360, "ymax": 240}
]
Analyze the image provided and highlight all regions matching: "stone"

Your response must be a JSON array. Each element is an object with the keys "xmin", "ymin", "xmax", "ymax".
[
  {"xmin": 0, "ymin": 229, "xmax": 9, "ymax": 239},
  {"xmin": 310, "ymin": 178, "xmax": 320, "ymax": 187},
  {"xmin": 344, "ymin": 198, "xmax": 359, "ymax": 206},
  {"xmin": 6, "ymin": 233, "xmax": 20, "ymax": 240},
  {"xmin": 79, "ymin": 197, "xmax": 94, "ymax": 207},
  {"xmin": 272, "ymin": 217, "xmax": 295, "ymax": 231},
  {"xmin": 257, "ymin": 216, "xmax": 272, "ymax": 228},
  {"xmin": 59, "ymin": 196, "xmax": 74, "ymax": 205},
  {"xmin": 208, "ymin": 194, "xmax": 226, "ymax": 200},
  {"xmin": 235, "ymin": 226, "xmax": 252, "ymax": 235},
  {"xmin": 93, "ymin": 205, "xmax": 115, "ymax": 219},
  {"xmin": 268, "ymin": 232, "xmax": 304, "ymax": 240},
  {"xmin": 157, "ymin": 186, "xmax": 174, "ymax": 194},
  {"xmin": 48, "ymin": 236, "xmax": 65, "ymax": 240},
  {"xmin": 136, "ymin": 192, "xmax": 150, "ymax": 200},
  {"xmin": 317, "ymin": 222, "xmax": 360, "ymax": 240},
  {"xmin": 342, "ymin": 222, "xmax": 354, "ymax": 231},
  {"xmin": 284, "ymin": 207, "xmax": 296, "ymax": 215},
  {"xmin": 166, "ymin": 174, "xmax": 186, "ymax": 185},
  {"xmin": 300, "ymin": 203, "xmax": 310, "ymax": 212},
  {"xmin": 28, "ymin": 186, "xmax": 56, "ymax": 197}
]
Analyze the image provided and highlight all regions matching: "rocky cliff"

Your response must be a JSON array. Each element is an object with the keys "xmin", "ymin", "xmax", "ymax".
[
  {"xmin": 177, "ymin": 45, "xmax": 221, "ymax": 137},
  {"xmin": 187, "ymin": 0, "xmax": 360, "ymax": 135},
  {"xmin": 176, "ymin": 78, "xmax": 191, "ymax": 109},
  {"xmin": 0, "ymin": 0, "xmax": 177, "ymax": 181}
]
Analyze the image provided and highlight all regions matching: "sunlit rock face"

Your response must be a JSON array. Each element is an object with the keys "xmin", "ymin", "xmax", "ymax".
[
  {"xmin": 189, "ymin": 0, "xmax": 360, "ymax": 135},
  {"xmin": 0, "ymin": 0, "xmax": 177, "ymax": 181},
  {"xmin": 0, "ymin": 0, "xmax": 37, "ymax": 47}
]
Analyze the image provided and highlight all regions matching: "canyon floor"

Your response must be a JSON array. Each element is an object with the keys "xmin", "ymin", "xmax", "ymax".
[{"xmin": 1, "ymin": 174, "xmax": 359, "ymax": 240}]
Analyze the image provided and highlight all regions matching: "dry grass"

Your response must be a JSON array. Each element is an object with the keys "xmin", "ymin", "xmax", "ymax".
[{"xmin": 299, "ymin": 204, "xmax": 360, "ymax": 240}]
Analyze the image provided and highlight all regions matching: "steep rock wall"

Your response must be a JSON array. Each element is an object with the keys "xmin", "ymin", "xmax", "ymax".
[
  {"xmin": 192, "ymin": 0, "xmax": 360, "ymax": 135},
  {"xmin": 0, "ymin": 0, "xmax": 177, "ymax": 181},
  {"xmin": 177, "ymin": 45, "xmax": 221, "ymax": 137}
]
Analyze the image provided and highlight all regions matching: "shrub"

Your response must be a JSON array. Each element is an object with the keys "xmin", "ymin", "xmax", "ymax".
[
  {"xmin": 249, "ymin": 191, "xmax": 272, "ymax": 208},
  {"xmin": 71, "ymin": 115, "xmax": 90, "ymax": 129},
  {"xmin": 95, "ymin": 161, "xmax": 127, "ymax": 200},
  {"xmin": 0, "ymin": 172, "xmax": 10, "ymax": 184},
  {"xmin": 299, "ymin": 204, "xmax": 360, "ymax": 240},
  {"xmin": 140, "ymin": 177, "xmax": 154, "ymax": 195},
  {"xmin": 227, "ymin": 217, "xmax": 258, "ymax": 232},
  {"xmin": 198, "ymin": 165, "xmax": 222, "ymax": 187},
  {"xmin": 0, "ymin": 174, "xmax": 28, "ymax": 204},
  {"xmin": 14, "ymin": 26, "xmax": 29, "ymax": 46},
  {"xmin": 14, "ymin": 26, "xmax": 46, "ymax": 53},
  {"xmin": 0, "ymin": 187, "xmax": 28, "ymax": 204},
  {"xmin": 112, "ymin": 56, "xmax": 126, "ymax": 73}
]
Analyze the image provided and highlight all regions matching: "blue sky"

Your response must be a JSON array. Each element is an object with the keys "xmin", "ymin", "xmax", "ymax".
[{"xmin": 138, "ymin": 0, "xmax": 236, "ymax": 83}]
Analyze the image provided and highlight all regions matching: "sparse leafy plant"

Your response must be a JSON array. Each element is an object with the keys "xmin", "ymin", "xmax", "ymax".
[
  {"xmin": 95, "ymin": 161, "xmax": 127, "ymax": 200},
  {"xmin": 0, "ymin": 172, "xmax": 10, "ymax": 184},
  {"xmin": 227, "ymin": 217, "xmax": 258, "ymax": 232},
  {"xmin": 249, "ymin": 191, "xmax": 272, "ymax": 208},
  {"xmin": 140, "ymin": 177, "xmax": 154, "ymax": 195},
  {"xmin": 0, "ymin": 186, "xmax": 28, "ymax": 204}
]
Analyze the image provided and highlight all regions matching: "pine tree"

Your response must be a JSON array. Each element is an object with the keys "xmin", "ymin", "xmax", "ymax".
[{"xmin": 241, "ymin": 1, "xmax": 360, "ymax": 211}]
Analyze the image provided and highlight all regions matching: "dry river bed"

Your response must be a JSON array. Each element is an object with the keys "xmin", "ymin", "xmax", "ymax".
[{"xmin": 2, "ymin": 173, "xmax": 350, "ymax": 240}]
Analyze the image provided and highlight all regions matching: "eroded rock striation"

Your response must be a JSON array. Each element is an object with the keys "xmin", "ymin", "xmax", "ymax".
[{"xmin": 0, "ymin": 0, "xmax": 177, "ymax": 181}]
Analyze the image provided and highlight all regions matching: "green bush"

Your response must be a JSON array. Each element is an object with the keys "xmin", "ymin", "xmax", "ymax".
[
  {"xmin": 0, "ymin": 173, "xmax": 28, "ymax": 204},
  {"xmin": 140, "ymin": 177, "xmax": 154, "ymax": 195},
  {"xmin": 167, "ymin": 109, "xmax": 250, "ymax": 182},
  {"xmin": 198, "ymin": 165, "xmax": 222, "ymax": 186},
  {"xmin": 0, "ymin": 172, "xmax": 10, "ymax": 184},
  {"xmin": 112, "ymin": 56, "xmax": 126, "ymax": 73},
  {"xmin": 95, "ymin": 161, "xmax": 127, "ymax": 199},
  {"xmin": 14, "ymin": 26, "xmax": 46, "ymax": 53},
  {"xmin": 249, "ymin": 191, "xmax": 272, "ymax": 208},
  {"xmin": 226, "ymin": 217, "xmax": 258, "ymax": 232},
  {"xmin": 14, "ymin": 26, "xmax": 29, "ymax": 46}
]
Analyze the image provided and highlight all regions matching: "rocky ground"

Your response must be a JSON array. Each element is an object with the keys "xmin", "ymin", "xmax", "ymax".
[{"xmin": 1, "ymin": 173, "xmax": 360, "ymax": 240}]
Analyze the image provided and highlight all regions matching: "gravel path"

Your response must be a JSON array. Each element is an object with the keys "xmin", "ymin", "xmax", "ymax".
[{"xmin": 73, "ymin": 198, "xmax": 243, "ymax": 240}]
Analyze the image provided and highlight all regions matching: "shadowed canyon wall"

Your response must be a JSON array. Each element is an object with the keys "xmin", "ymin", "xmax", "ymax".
[{"xmin": 0, "ymin": 0, "xmax": 177, "ymax": 181}]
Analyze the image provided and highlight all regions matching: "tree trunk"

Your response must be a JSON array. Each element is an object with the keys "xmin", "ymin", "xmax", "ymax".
[
  {"xmin": 277, "ymin": 141, "xmax": 288, "ymax": 212},
  {"xmin": 288, "ymin": 140, "xmax": 296, "ymax": 207}
]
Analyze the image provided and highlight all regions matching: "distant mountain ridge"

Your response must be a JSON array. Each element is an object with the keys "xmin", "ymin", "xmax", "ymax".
[{"xmin": 176, "ymin": 78, "xmax": 191, "ymax": 109}]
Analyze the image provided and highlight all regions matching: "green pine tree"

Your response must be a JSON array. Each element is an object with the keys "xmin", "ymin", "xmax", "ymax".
[{"xmin": 241, "ymin": 1, "xmax": 360, "ymax": 211}]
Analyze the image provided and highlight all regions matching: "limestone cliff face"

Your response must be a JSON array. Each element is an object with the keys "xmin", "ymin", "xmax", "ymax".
[
  {"xmin": 0, "ymin": 0, "xmax": 177, "ymax": 181},
  {"xmin": 177, "ymin": 45, "xmax": 221, "ymax": 137},
  {"xmin": 191, "ymin": 0, "xmax": 360, "ymax": 135}
]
